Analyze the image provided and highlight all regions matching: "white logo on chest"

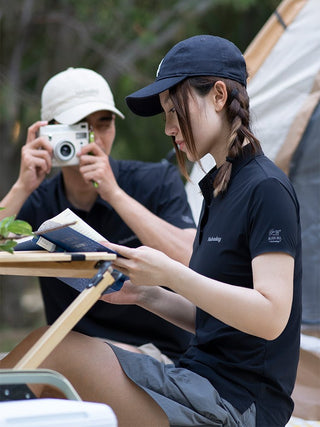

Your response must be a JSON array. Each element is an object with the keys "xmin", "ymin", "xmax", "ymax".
[{"xmin": 207, "ymin": 236, "xmax": 222, "ymax": 243}]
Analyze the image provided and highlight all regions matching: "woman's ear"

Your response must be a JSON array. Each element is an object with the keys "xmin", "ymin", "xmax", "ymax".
[{"xmin": 211, "ymin": 81, "xmax": 228, "ymax": 112}]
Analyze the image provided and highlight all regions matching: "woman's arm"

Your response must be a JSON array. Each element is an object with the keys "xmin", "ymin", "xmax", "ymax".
[
  {"xmin": 101, "ymin": 280, "xmax": 196, "ymax": 333},
  {"xmin": 169, "ymin": 252, "xmax": 293, "ymax": 340},
  {"xmin": 111, "ymin": 245, "xmax": 294, "ymax": 340}
]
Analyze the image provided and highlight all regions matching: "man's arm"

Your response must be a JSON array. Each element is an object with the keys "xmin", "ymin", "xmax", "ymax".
[
  {"xmin": 101, "ymin": 187, "xmax": 196, "ymax": 265},
  {"xmin": 0, "ymin": 121, "xmax": 52, "ymax": 220},
  {"xmin": 79, "ymin": 144, "xmax": 196, "ymax": 265},
  {"xmin": 0, "ymin": 183, "xmax": 34, "ymax": 220}
]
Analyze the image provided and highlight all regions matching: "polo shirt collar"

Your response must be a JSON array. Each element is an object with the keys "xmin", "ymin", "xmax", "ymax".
[
  {"xmin": 108, "ymin": 157, "xmax": 119, "ymax": 180},
  {"xmin": 199, "ymin": 144, "xmax": 263, "ymax": 205},
  {"xmin": 56, "ymin": 173, "xmax": 72, "ymax": 209}
]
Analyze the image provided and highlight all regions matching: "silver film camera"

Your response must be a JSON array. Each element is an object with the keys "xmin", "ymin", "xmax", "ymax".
[{"xmin": 39, "ymin": 122, "xmax": 89, "ymax": 167}]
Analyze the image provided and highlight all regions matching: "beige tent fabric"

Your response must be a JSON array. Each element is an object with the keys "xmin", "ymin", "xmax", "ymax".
[
  {"xmin": 275, "ymin": 71, "xmax": 320, "ymax": 174},
  {"xmin": 292, "ymin": 330, "xmax": 320, "ymax": 420},
  {"xmin": 287, "ymin": 417, "xmax": 320, "ymax": 426},
  {"xmin": 245, "ymin": 0, "xmax": 307, "ymax": 81}
]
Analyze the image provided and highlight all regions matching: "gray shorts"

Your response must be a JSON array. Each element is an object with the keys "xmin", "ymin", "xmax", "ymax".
[
  {"xmin": 137, "ymin": 342, "xmax": 173, "ymax": 364},
  {"xmin": 109, "ymin": 344, "xmax": 256, "ymax": 426}
]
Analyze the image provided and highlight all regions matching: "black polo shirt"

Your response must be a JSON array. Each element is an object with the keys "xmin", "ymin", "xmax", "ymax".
[
  {"xmin": 177, "ymin": 147, "xmax": 302, "ymax": 426},
  {"xmin": 17, "ymin": 157, "xmax": 195, "ymax": 361}
]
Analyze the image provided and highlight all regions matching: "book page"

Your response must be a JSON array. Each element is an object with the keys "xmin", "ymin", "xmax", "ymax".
[{"xmin": 38, "ymin": 209, "xmax": 109, "ymax": 244}]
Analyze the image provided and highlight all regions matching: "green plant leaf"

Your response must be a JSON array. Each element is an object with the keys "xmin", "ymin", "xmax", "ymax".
[
  {"xmin": 7, "ymin": 219, "xmax": 33, "ymax": 235},
  {"xmin": 0, "ymin": 215, "xmax": 33, "ymax": 253},
  {"xmin": 0, "ymin": 216, "xmax": 15, "ymax": 238},
  {"xmin": 0, "ymin": 240, "xmax": 17, "ymax": 254}
]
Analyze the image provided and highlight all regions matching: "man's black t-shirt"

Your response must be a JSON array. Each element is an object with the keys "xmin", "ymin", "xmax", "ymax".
[
  {"xmin": 17, "ymin": 158, "xmax": 195, "ymax": 361},
  {"xmin": 177, "ymin": 148, "xmax": 302, "ymax": 426}
]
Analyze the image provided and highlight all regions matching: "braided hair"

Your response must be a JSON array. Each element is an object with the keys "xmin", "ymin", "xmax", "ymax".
[{"xmin": 169, "ymin": 76, "xmax": 261, "ymax": 197}]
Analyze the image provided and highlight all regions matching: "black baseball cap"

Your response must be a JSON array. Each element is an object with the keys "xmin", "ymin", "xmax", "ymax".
[{"xmin": 126, "ymin": 35, "xmax": 247, "ymax": 117}]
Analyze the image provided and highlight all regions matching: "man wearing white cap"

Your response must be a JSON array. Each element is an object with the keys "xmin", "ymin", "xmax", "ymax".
[{"xmin": 0, "ymin": 68, "xmax": 196, "ymax": 362}]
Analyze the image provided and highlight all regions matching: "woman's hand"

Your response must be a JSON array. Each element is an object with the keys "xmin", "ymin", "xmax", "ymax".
[
  {"xmin": 100, "ymin": 274, "xmax": 197, "ymax": 333},
  {"xmin": 100, "ymin": 279, "xmax": 155, "ymax": 305},
  {"xmin": 108, "ymin": 243, "xmax": 174, "ymax": 288}
]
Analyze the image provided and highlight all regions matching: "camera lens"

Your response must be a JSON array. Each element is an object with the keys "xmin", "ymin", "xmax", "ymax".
[
  {"xmin": 54, "ymin": 141, "xmax": 75, "ymax": 161},
  {"xmin": 60, "ymin": 144, "xmax": 72, "ymax": 157}
]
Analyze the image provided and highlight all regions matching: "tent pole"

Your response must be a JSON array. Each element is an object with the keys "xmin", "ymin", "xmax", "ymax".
[{"xmin": 244, "ymin": 0, "xmax": 307, "ymax": 80}]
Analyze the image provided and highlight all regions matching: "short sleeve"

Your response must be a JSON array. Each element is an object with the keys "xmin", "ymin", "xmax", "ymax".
[{"xmin": 248, "ymin": 178, "xmax": 299, "ymax": 259}]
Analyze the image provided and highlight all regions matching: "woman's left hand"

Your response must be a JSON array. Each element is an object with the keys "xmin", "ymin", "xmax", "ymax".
[{"xmin": 100, "ymin": 279, "xmax": 154, "ymax": 305}]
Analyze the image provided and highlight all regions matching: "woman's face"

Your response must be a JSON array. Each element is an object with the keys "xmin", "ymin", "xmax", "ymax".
[{"xmin": 160, "ymin": 86, "xmax": 226, "ymax": 163}]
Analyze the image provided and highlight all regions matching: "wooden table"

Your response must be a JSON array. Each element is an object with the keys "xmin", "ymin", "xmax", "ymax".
[
  {"xmin": 0, "ymin": 250, "xmax": 116, "ymax": 277},
  {"xmin": 0, "ymin": 251, "xmax": 117, "ymax": 369}
]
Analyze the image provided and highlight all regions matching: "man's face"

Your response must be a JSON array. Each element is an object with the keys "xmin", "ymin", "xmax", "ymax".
[{"xmin": 84, "ymin": 110, "xmax": 116, "ymax": 155}]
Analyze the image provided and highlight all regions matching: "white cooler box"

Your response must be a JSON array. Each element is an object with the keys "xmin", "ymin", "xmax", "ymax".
[{"xmin": 0, "ymin": 399, "xmax": 117, "ymax": 426}]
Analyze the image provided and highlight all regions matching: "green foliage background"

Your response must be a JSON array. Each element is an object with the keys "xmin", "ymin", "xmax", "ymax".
[{"xmin": 0, "ymin": 0, "xmax": 278, "ymax": 175}]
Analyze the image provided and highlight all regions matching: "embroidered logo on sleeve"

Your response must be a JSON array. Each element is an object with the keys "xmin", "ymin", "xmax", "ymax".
[
  {"xmin": 182, "ymin": 215, "xmax": 195, "ymax": 225},
  {"xmin": 268, "ymin": 229, "xmax": 282, "ymax": 243}
]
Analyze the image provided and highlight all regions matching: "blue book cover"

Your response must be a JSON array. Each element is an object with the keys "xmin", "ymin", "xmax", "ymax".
[
  {"xmin": 36, "ymin": 226, "xmax": 117, "ymax": 255},
  {"xmin": 14, "ymin": 237, "xmax": 42, "ymax": 251}
]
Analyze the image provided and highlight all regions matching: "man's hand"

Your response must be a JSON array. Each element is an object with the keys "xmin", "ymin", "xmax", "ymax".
[
  {"xmin": 17, "ymin": 121, "xmax": 53, "ymax": 193},
  {"xmin": 0, "ymin": 121, "xmax": 54, "ymax": 221},
  {"xmin": 78, "ymin": 142, "xmax": 120, "ymax": 201}
]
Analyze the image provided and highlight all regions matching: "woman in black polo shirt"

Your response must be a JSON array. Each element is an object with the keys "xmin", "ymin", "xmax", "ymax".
[{"xmin": 1, "ymin": 35, "xmax": 301, "ymax": 427}]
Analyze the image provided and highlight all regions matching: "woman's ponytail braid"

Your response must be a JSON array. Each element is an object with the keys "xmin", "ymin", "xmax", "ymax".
[{"xmin": 213, "ymin": 83, "xmax": 260, "ymax": 197}]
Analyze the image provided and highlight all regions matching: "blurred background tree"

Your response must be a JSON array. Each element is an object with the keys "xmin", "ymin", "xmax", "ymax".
[{"xmin": 0, "ymin": 0, "xmax": 278, "ymax": 345}]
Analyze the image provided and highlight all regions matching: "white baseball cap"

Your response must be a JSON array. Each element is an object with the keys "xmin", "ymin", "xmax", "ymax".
[{"xmin": 41, "ymin": 67, "xmax": 124, "ymax": 124}]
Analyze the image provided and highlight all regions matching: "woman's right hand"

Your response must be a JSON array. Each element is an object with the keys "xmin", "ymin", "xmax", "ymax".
[{"xmin": 107, "ymin": 243, "xmax": 174, "ymax": 288}]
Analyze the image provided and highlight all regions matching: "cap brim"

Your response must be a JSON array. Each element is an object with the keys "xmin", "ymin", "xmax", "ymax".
[
  {"xmin": 126, "ymin": 76, "xmax": 186, "ymax": 117},
  {"xmin": 54, "ymin": 101, "xmax": 125, "ymax": 125}
]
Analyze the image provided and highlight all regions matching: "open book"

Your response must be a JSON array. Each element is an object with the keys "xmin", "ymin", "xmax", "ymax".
[
  {"xmin": 15, "ymin": 208, "xmax": 116, "ymax": 254},
  {"xmin": 15, "ymin": 208, "xmax": 124, "ymax": 294}
]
